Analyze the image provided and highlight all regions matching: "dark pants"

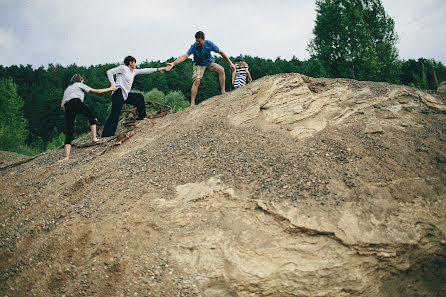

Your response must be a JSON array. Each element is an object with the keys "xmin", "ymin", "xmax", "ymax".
[
  {"xmin": 64, "ymin": 98, "xmax": 98, "ymax": 144},
  {"xmin": 102, "ymin": 88, "xmax": 146, "ymax": 137}
]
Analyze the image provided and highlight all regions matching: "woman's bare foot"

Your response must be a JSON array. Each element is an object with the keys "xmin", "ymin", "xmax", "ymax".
[
  {"xmin": 93, "ymin": 137, "xmax": 99, "ymax": 143},
  {"xmin": 58, "ymin": 157, "xmax": 70, "ymax": 162}
]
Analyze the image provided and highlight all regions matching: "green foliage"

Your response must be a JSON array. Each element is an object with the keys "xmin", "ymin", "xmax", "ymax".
[
  {"xmin": 0, "ymin": 52, "xmax": 445, "ymax": 155},
  {"xmin": 302, "ymin": 57, "xmax": 328, "ymax": 77},
  {"xmin": 400, "ymin": 58, "xmax": 444, "ymax": 90},
  {"xmin": 138, "ymin": 88, "xmax": 189, "ymax": 112},
  {"xmin": 30, "ymin": 137, "xmax": 46, "ymax": 153},
  {"xmin": 0, "ymin": 78, "xmax": 28, "ymax": 152},
  {"xmin": 143, "ymin": 88, "xmax": 165, "ymax": 102},
  {"xmin": 46, "ymin": 129, "xmax": 65, "ymax": 151},
  {"xmin": 46, "ymin": 133, "xmax": 65, "ymax": 151},
  {"xmin": 308, "ymin": 0, "xmax": 400, "ymax": 82},
  {"xmin": 165, "ymin": 91, "xmax": 189, "ymax": 112}
]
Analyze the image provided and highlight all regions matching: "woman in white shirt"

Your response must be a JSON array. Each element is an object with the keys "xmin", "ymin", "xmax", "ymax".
[{"xmin": 61, "ymin": 74, "xmax": 115, "ymax": 160}]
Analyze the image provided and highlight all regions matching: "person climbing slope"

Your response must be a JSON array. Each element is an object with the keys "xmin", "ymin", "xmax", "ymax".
[
  {"xmin": 102, "ymin": 56, "xmax": 165, "ymax": 137},
  {"xmin": 61, "ymin": 74, "xmax": 116, "ymax": 160}
]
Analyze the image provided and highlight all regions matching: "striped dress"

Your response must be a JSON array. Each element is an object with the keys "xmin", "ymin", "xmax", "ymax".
[{"xmin": 234, "ymin": 64, "xmax": 249, "ymax": 88}]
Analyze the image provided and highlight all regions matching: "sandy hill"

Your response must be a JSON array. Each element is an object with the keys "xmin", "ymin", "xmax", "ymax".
[
  {"xmin": 0, "ymin": 151, "xmax": 29, "ymax": 168},
  {"xmin": 1, "ymin": 73, "xmax": 445, "ymax": 297}
]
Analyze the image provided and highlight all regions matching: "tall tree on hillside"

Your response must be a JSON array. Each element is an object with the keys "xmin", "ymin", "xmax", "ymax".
[
  {"xmin": 308, "ymin": 0, "xmax": 400, "ymax": 82},
  {"xmin": 0, "ymin": 78, "xmax": 28, "ymax": 151}
]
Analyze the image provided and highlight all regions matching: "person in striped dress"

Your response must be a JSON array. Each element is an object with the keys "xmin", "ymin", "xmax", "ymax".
[{"xmin": 232, "ymin": 56, "xmax": 252, "ymax": 89}]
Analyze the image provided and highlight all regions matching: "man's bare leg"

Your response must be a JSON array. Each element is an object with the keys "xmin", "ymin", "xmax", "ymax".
[
  {"xmin": 217, "ymin": 66, "xmax": 226, "ymax": 94},
  {"xmin": 191, "ymin": 79, "xmax": 201, "ymax": 106}
]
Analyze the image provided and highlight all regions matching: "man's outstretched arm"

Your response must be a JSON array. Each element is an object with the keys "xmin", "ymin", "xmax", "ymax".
[
  {"xmin": 219, "ymin": 50, "xmax": 236, "ymax": 72},
  {"xmin": 166, "ymin": 54, "xmax": 190, "ymax": 71}
]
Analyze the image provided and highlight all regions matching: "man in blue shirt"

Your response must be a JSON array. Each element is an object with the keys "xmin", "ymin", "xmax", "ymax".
[{"xmin": 166, "ymin": 31, "xmax": 235, "ymax": 106}]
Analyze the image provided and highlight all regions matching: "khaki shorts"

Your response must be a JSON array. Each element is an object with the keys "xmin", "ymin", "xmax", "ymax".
[{"xmin": 192, "ymin": 63, "xmax": 221, "ymax": 81}]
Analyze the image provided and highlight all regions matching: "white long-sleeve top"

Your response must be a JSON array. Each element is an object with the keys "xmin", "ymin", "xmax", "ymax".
[{"xmin": 107, "ymin": 65, "xmax": 157, "ymax": 100}]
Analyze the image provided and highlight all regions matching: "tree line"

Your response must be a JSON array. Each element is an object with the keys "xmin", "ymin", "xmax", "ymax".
[
  {"xmin": 1, "ymin": 0, "xmax": 446, "ymax": 155},
  {"xmin": 0, "ymin": 55, "xmax": 445, "ymax": 155},
  {"xmin": 308, "ymin": 0, "xmax": 446, "ymax": 88}
]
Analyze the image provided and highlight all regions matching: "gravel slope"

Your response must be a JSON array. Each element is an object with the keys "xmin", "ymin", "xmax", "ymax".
[{"xmin": 1, "ymin": 73, "xmax": 446, "ymax": 297}]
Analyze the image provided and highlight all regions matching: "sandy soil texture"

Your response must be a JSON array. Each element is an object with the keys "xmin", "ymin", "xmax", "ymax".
[{"xmin": 1, "ymin": 73, "xmax": 445, "ymax": 297}]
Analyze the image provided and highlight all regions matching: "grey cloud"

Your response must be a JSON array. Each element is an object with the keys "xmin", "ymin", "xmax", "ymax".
[{"xmin": 0, "ymin": 0, "xmax": 445, "ymax": 67}]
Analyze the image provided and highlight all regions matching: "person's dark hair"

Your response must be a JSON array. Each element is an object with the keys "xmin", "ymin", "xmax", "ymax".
[
  {"xmin": 195, "ymin": 31, "xmax": 205, "ymax": 39},
  {"xmin": 70, "ymin": 74, "xmax": 83, "ymax": 84},
  {"xmin": 124, "ymin": 56, "xmax": 136, "ymax": 66}
]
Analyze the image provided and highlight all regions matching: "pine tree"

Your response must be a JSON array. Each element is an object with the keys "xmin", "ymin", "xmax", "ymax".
[
  {"xmin": 308, "ymin": 0, "xmax": 400, "ymax": 82},
  {"xmin": 0, "ymin": 78, "xmax": 28, "ymax": 152}
]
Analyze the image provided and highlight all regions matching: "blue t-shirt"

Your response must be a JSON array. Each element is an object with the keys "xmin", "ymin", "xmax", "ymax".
[{"xmin": 187, "ymin": 40, "xmax": 220, "ymax": 66}]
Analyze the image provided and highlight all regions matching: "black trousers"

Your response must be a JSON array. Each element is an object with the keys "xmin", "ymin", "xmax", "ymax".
[
  {"xmin": 102, "ymin": 88, "xmax": 146, "ymax": 137},
  {"xmin": 64, "ymin": 98, "xmax": 98, "ymax": 144}
]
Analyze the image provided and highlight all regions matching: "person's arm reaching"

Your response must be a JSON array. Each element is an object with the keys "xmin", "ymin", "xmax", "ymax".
[
  {"xmin": 89, "ymin": 86, "xmax": 117, "ymax": 94},
  {"xmin": 219, "ymin": 50, "xmax": 236, "ymax": 71},
  {"xmin": 79, "ymin": 83, "xmax": 115, "ymax": 94},
  {"xmin": 134, "ymin": 68, "xmax": 157, "ymax": 75},
  {"xmin": 134, "ymin": 67, "xmax": 166, "ymax": 75},
  {"xmin": 166, "ymin": 54, "xmax": 190, "ymax": 71}
]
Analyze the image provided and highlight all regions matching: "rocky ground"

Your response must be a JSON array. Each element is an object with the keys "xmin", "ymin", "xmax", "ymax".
[
  {"xmin": 0, "ymin": 151, "xmax": 29, "ymax": 168},
  {"xmin": 1, "ymin": 73, "xmax": 445, "ymax": 296}
]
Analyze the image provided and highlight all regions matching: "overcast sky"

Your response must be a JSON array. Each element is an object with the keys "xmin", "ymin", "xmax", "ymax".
[{"xmin": 1, "ymin": 0, "xmax": 445, "ymax": 67}]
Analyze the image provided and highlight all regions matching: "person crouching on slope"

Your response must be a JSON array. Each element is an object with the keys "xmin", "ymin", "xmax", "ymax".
[
  {"xmin": 60, "ymin": 74, "xmax": 116, "ymax": 161},
  {"xmin": 102, "ymin": 56, "xmax": 166, "ymax": 137},
  {"xmin": 232, "ymin": 55, "xmax": 252, "ymax": 89}
]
